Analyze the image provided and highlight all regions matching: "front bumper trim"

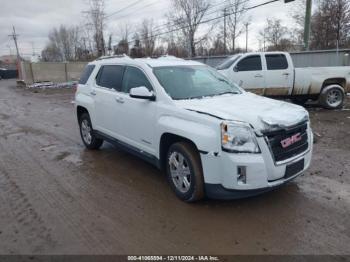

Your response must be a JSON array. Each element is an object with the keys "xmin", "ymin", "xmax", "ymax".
[{"xmin": 205, "ymin": 172, "xmax": 302, "ymax": 200}]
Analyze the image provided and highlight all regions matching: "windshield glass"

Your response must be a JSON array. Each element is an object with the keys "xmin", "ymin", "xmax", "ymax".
[
  {"xmin": 216, "ymin": 55, "xmax": 241, "ymax": 70},
  {"xmin": 153, "ymin": 65, "xmax": 242, "ymax": 100}
]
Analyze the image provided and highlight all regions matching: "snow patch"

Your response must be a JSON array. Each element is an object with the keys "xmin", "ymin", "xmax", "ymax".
[{"xmin": 28, "ymin": 81, "xmax": 78, "ymax": 89}]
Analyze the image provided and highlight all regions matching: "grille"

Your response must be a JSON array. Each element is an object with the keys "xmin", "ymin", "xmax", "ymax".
[{"xmin": 265, "ymin": 122, "xmax": 309, "ymax": 162}]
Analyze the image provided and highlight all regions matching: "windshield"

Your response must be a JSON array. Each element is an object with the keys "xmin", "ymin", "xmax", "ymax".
[
  {"xmin": 153, "ymin": 65, "xmax": 242, "ymax": 100},
  {"xmin": 216, "ymin": 55, "xmax": 241, "ymax": 70}
]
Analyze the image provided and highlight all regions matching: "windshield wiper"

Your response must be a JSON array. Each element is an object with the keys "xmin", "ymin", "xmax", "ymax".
[{"xmin": 216, "ymin": 91, "xmax": 240, "ymax": 96}]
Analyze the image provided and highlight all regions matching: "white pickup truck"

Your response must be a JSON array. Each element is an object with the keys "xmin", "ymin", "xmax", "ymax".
[{"xmin": 217, "ymin": 52, "xmax": 350, "ymax": 109}]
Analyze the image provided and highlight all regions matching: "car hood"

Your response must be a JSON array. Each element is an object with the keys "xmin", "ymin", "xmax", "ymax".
[{"xmin": 174, "ymin": 92, "xmax": 309, "ymax": 132}]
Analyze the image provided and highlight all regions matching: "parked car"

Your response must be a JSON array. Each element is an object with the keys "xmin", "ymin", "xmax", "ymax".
[
  {"xmin": 0, "ymin": 68, "xmax": 7, "ymax": 80},
  {"xmin": 0, "ymin": 68, "xmax": 17, "ymax": 80},
  {"xmin": 75, "ymin": 55, "xmax": 313, "ymax": 202},
  {"xmin": 217, "ymin": 52, "xmax": 350, "ymax": 109}
]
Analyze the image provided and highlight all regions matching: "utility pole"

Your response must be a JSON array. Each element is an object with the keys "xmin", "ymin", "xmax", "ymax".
[
  {"xmin": 8, "ymin": 26, "xmax": 25, "ymax": 80},
  {"xmin": 245, "ymin": 22, "xmax": 250, "ymax": 53},
  {"xmin": 304, "ymin": 0, "xmax": 312, "ymax": 50},
  {"xmin": 8, "ymin": 26, "xmax": 21, "ymax": 61},
  {"xmin": 223, "ymin": 8, "xmax": 227, "ymax": 54}
]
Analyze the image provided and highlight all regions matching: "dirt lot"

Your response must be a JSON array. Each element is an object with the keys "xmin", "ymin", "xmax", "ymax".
[{"xmin": 0, "ymin": 79, "xmax": 349, "ymax": 255}]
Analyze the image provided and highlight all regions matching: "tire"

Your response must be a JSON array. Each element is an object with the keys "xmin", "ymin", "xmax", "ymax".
[
  {"xmin": 79, "ymin": 113, "xmax": 103, "ymax": 150},
  {"xmin": 166, "ymin": 142, "xmax": 205, "ymax": 202},
  {"xmin": 319, "ymin": 85, "xmax": 345, "ymax": 109}
]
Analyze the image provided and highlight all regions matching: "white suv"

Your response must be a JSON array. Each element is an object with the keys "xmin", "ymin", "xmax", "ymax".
[{"xmin": 75, "ymin": 55, "xmax": 313, "ymax": 202}]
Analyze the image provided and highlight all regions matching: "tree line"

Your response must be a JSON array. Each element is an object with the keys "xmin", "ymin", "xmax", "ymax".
[{"xmin": 41, "ymin": 0, "xmax": 350, "ymax": 62}]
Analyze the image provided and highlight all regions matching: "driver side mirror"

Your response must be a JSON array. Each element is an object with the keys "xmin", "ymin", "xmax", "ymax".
[
  {"xmin": 129, "ymin": 86, "xmax": 156, "ymax": 101},
  {"xmin": 233, "ymin": 65, "xmax": 239, "ymax": 72}
]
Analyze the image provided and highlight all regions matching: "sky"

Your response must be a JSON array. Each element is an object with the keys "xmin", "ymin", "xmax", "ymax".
[{"xmin": 0, "ymin": 0, "xmax": 303, "ymax": 57}]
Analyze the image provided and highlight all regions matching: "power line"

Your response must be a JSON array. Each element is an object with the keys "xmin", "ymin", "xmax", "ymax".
[
  {"xmin": 107, "ymin": 0, "xmax": 160, "ymax": 21},
  {"xmin": 106, "ymin": 0, "xmax": 147, "ymax": 18},
  {"xmin": 125, "ymin": 0, "xmax": 252, "ymax": 42},
  {"xmin": 125, "ymin": 0, "xmax": 280, "ymax": 45}
]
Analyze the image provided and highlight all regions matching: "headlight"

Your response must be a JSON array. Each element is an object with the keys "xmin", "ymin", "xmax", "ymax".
[{"xmin": 221, "ymin": 121, "xmax": 260, "ymax": 153}]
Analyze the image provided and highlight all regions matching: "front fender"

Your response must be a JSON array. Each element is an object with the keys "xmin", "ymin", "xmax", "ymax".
[{"xmin": 157, "ymin": 115, "xmax": 220, "ymax": 154}]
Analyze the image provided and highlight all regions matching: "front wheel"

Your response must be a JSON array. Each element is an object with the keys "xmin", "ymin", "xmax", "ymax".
[
  {"xmin": 319, "ymin": 85, "xmax": 345, "ymax": 109},
  {"xmin": 166, "ymin": 142, "xmax": 205, "ymax": 202},
  {"xmin": 79, "ymin": 113, "xmax": 103, "ymax": 150}
]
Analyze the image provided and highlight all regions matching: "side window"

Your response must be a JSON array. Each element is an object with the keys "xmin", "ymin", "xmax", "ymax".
[
  {"xmin": 265, "ymin": 54, "xmax": 288, "ymax": 70},
  {"xmin": 122, "ymin": 66, "xmax": 153, "ymax": 93},
  {"xmin": 96, "ymin": 65, "xmax": 125, "ymax": 90},
  {"xmin": 79, "ymin": 65, "xmax": 95, "ymax": 84},
  {"xmin": 236, "ymin": 55, "xmax": 262, "ymax": 71}
]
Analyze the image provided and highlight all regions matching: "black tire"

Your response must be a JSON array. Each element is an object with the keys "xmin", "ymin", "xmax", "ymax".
[
  {"xmin": 166, "ymin": 142, "xmax": 204, "ymax": 202},
  {"xmin": 319, "ymin": 85, "xmax": 345, "ymax": 109},
  {"xmin": 79, "ymin": 113, "xmax": 103, "ymax": 150}
]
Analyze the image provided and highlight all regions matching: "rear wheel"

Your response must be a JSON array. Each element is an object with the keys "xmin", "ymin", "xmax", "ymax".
[
  {"xmin": 166, "ymin": 142, "xmax": 204, "ymax": 202},
  {"xmin": 319, "ymin": 85, "xmax": 345, "ymax": 109},
  {"xmin": 79, "ymin": 113, "xmax": 103, "ymax": 149}
]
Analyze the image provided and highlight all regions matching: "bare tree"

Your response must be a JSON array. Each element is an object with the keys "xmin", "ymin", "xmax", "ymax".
[
  {"xmin": 310, "ymin": 0, "xmax": 350, "ymax": 49},
  {"xmin": 41, "ymin": 43, "xmax": 62, "ymax": 62},
  {"xmin": 168, "ymin": 0, "xmax": 211, "ymax": 57},
  {"xmin": 210, "ymin": 33, "xmax": 226, "ymax": 55},
  {"xmin": 225, "ymin": 0, "xmax": 248, "ymax": 52},
  {"xmin": 161, "ymin": 17, "xmax": 189, "ymax": 57},
  {"xmin": 290, "ymin": 0, "xmax": 306, "ymax": 48},
  {"xmin": 260, "ymin": 18, "xmax": 290, "ymax": 51},
  {"xmin": 42, "ymin": 25, "xmax": 81, "ymax": 62},
  {"xmin": 140, "ymin": 19, "xmax": 157, "ymax": 57},
  {"xmin": 84, "ymin": 0, "xmax": 106, "ymax": 57},
  {"xmin": 114, "ymin": 23, "xmax": 131, "ymax": 55},
  {"xmin": 130, "ymin": 33, "xmax": 145, "ymax": 58}
]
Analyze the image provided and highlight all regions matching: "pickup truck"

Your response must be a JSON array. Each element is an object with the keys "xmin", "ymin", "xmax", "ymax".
[
  {"xmin": 75, "ymin": 55, "xmax": 313, "ymax": 202},
  {"xmin": 217, "ymin": 52, "xmax": 350, "ymax": 109}
]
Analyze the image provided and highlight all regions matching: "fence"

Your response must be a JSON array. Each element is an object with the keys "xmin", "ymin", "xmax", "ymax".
[
  {"xmin": 19, "ymin": 49, "xmax": 350, "ymax": 84},
  {"xmin": 22, "ymin": 62, "xmax": 88, "ymax": 84}
]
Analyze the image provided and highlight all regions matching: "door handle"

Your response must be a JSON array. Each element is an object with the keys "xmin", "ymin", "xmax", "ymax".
[
  {"xmin": 283, "ymin": 73, "xmax": 290, "ymax": 76},
  {"xmin": 115, "ymin": 97, "xmax": 125, "ymax": 104},
  {"xmin": 90, "ymin": 90, "xmax": 97, "ymax": 96},
  {"xmin": 254, "ymin": 74, "xmax": 263, "ymax": 78}
]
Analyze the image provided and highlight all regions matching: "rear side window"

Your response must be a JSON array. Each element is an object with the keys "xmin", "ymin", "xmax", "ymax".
[
  {"xmin": 79, "ymin": 65, "xmax": 95, "ymax": 84},
  {"xmin": 265, "ymin": 54, "xmax": 288, "ymax": 70},
  {"xmin": 236, "ymin": 56, "xmax": 262, "ymax": 71},
  {"xmin": 96, "ymin": 65, "xmax": 125, "ymax": 90},
  {"xmin": 122, "ymin": 67, "xmax": 153, "ymax": 93}
]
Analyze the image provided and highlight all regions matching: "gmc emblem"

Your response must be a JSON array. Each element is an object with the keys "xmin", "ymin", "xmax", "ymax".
[{"xmin": 281, "ymin": 133, "xmax": 302, "ymax": 148}]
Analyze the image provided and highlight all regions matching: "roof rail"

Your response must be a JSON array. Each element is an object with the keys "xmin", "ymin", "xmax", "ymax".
[
  {"xmin": 96, "ymin": 54, "xmax": 131, "ymax": 61},
  {"xmin": 157, "ymin": 55, "xmax": 184, "ymax": 61}
]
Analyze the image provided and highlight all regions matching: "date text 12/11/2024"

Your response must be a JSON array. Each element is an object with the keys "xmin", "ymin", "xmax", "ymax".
[{"xmin": 127, "ymin": 256, "xmax": 220, "ymax": 261}]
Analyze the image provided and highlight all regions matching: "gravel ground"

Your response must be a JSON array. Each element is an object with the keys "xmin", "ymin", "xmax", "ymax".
[{"xmin": 0, "ymin": 79, "xmax": 349, "ymax": 255}]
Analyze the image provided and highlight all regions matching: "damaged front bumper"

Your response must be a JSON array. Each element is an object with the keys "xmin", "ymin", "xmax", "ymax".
[{"xmin": 200, "ymin": 126, "xmax": 313, "ymax": 200}]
